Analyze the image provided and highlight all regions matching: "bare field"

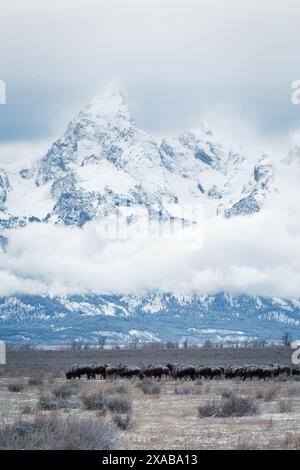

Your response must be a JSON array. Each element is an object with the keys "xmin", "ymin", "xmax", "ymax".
[{"xmin": 0, "ymin": 347, "xmax": 299, "ymax": 450}]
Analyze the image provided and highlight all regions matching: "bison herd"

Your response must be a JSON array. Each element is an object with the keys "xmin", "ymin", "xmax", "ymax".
[{"xmin": 66, "ymin": 363, "xmax": 300, "ymax": 381}]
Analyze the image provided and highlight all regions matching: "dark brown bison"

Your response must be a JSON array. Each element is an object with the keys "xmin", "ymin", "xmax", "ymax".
[
  {"xmin": 120, "ymin": 365, "xmax": 141, "ymax": 379},
  {"xmin": 242, "ymin": 365, "xmax": 276, "ymax": 381},
  {"xmin": 195, "ymin": 365, "xmax": 212, "ymax": 380},
  {"xmin": 242, "ymin": 365, "xmax": 261, "ymax": 381},
  {"xmin": 225, "ymin": 365, "xmax": 245, "ymax": 379},
  {"xmin": 210, "ymin": 366, "xmax": 223, "ymax": 380},
  {"xmin": 141, "ymin": 364, "xmax": 169, "ymax": 380},
  {"xmin": 91, "ymin": 365, "xmax": 106, "ymax": 379},
  {"xmin": 278, "ymin": 365, "xmax": 291, "ymax": 376},
  {"xmin": 66, "ymin": 364, "xmax": 94, "ymax": 380},
  {"xmin": 105, "ymin": 364, "xmax": 122, "ymax": 379},
  {"xmin": 170, "ymin": 365, "xmax": 196, "ymax": 381},
  {"xmin": 66, "ymin": 361, "xmax": 292, "ymax": 382},
  {"xmin": 66, "ymin": 370, "xmax": 74, "ymax": 380}
]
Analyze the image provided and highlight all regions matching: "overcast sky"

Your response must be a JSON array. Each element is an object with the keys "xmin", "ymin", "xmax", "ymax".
[
  {"xmin": 1, "ymin": 0, "xmax": 300, "ymax": 299},
  {"xmin": 1, "ymin": 0, "xmax": 300, "ymax": 162}
]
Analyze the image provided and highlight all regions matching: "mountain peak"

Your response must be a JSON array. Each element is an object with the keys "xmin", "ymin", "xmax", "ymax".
[
  {"xmin": 0, "ymin": 84, "xmax": 278, "ymax": 230},
  {"xmin": 189, "ymin": 122, "xmax": 214, "ymax": 137},
  {"xmin": 283, "ymin": 145, "xmax": 300, "ymax": 165},
  {"xmin": 84, "ymin": 83, "xmax": 131, "ymax": 122}
]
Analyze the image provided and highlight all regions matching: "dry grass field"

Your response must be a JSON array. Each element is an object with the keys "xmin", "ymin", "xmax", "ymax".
[{"xmin": 0, "ymin": 347, "xmax": 299, "ymax": 450}]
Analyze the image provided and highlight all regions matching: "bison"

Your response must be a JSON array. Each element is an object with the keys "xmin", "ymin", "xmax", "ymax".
[
  {"xmin": 195, "ymin": 365, "xmax": 212, "ymax": 380},
  {"xmin": 170, "ymin": 364, "xmax": 196, "ymax": 381},
  {"xmin": 120, "ymin": 365, "xmax": 141, "ymax": 379},
  {"xmin": 91, "ymin": 364, "xmax": 106, "ymax": 380},
  {"xmin": 66, "ymin": 364, "xmax": 94, "ymax": 380},
  {"xmin": 140, "ymin": 364, "xmax": 169, "ymax": 380},
  {"xmin": 210, "ymin": 366, "xmax": 223, "ymax": 380}
]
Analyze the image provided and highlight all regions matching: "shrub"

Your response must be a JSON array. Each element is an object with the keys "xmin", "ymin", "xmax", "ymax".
[
  {"xmin": 281, "ymin": 433, "xmax": 300, "ymax": 450},
  {"xmin": 38, "ymin": 395, "xmax": 59, "ymax": 410},
  {"xmin": 106, "ymin": 396, "xmax": 132, "ymax": 414},
  {"xmin": 194, "ymin": 380, "xmax": 203, "ymax": 386},
  {"xmin": 264, "ymin": 385, "xmax": 279, "ymax": 402},
  {"xmin": 137, "ymin": 380, "xmax": 161, "ymax": 396},
  {"xmin": 277, "ymin": 375, "xmax": 288, "ymax": 382},
  {"xmin": 278, "ymin": 400, "xmax": 292, "ymax": 414},
  {"xmin": 81, "ymin": 393, "xmax": 107, "ymax": 411},
  {"xmin": 220, "ymin": 395, "xmax": 258, "ymax": 417},
  {"xmin": 198, "ymin": 394, "xmax": 258, "ymax": 418},
  {"xmin": 0, "ymin": 415, "xmax": 119, "ymax": 450},
  {"xmin": 174, "ymin": 386, "xmax": 192, "ymax": 395},
  {"xmin": 52, "ymin": 384, "xmax": 79, "ymax": 399},
  {"xmin": 57, "ymin": 399, "xmax": 81, "ymax": 410},
  {"xmin": 198, "ymin": 399, "xmax": 220, "ymax": 417},
  {"xmin": 193, "ymin": 384, "xmax": 202, "ymax": 395},
  {"xmin": 221, "ymin": 389, "xmax": 233, "ymax": 399},
  {"xmin": 8, "ymin": 383, "xmax": 24, "ymax": 393},
  {"xmin": 235, "ymin": 438, "xmax": 257, "ymax": 450},
  {"xmin": 287, "ymin": 385, "xmax": 300, "ymax": 397},
  {"xmin": 28, "ymin": 377, "xmax": 43, "ymax": 386},
  {"xmin": 21, "ymin": 405, "xmax": 36, "ymax": 415},
  {"xmin": 105, "ymin": 384, "xmax": 128, "ymax": 396},
  {"xmin": 38, "ymin": 394, "xmax": 80, "ymax": 411},
  {"xmin": 112, "ymin": 414, "xmax": 132, "ymax": 431}
]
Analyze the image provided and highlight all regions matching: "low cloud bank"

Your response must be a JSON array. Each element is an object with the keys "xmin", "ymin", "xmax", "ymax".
[{"xmin": 0, "ymin": 161, "xmax": 300, "ymax": 299}]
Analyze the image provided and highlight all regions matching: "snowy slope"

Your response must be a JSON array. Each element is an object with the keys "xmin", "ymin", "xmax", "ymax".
[
  {"xmin": 0, "ymin": 292, "xmax": 299, "ymax": 346},
  {"xmin": 0, "ymin": 86, "xmax": 298, "ymax": 345},
  {"xmin": 0, "ymin": 86, "xmax": 275, "ymax": 230}
]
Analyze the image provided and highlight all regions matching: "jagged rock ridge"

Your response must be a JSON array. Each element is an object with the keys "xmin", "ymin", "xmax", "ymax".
[{"xmin": 0, "ymin": 86, "xmax": 275, "ymax": 230}]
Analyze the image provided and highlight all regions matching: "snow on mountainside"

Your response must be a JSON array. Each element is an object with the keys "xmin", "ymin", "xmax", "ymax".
[
  {"xmin": 0, "ymin": 292, "xmax": 299, "ymax": 346},
  {"xmin": 0, "ymin": 85, "xmax": 275, "ymax": 230},
  {"xmin": 0, "ymin": 86, "xmax": 299, "ymax": 345}
]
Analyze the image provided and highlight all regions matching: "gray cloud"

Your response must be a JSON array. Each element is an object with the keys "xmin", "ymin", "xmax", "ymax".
[
  {"xmin": 1, "ymin": 0, "xmax": 300, "ymax": 153},
  {"xmin": 1, "ymin": 160, "xmax": 300, "ymax": 298}
]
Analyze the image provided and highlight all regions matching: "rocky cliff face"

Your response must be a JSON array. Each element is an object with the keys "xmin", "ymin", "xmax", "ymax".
[{"xmin": 0, "ymin": 86, "xmax": 275, "ymax": 231}]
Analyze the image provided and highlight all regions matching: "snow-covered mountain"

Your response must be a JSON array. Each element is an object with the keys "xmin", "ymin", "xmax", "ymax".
[
  {"xmin": 0, "ymin": 86, "xmax": 274, "ymax": 230},
  {"xmin": 0, "ymin": 86, "xmax": 298, "ymax": 346},
  {"xmin": 0, "ymin": 293, "xmax": 299, "ymax": 346}
]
